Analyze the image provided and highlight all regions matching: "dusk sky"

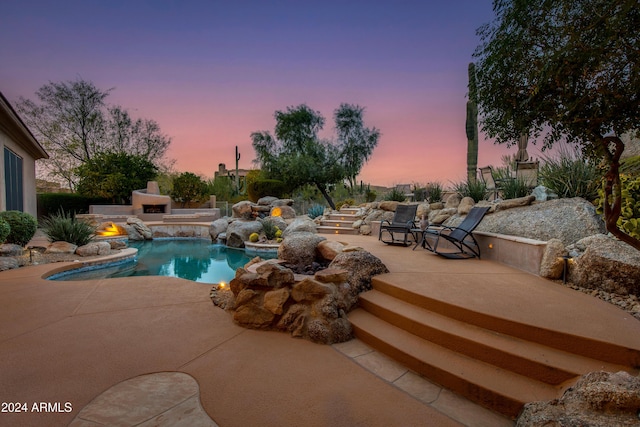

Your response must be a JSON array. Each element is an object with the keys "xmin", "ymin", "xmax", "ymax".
[{"xmin": 0, "ymin": 0, "xmax": 521, "ymax": 187}]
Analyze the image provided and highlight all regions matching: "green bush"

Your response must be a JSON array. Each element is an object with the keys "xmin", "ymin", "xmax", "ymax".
[
  {"xmin": 0, "ymin": 210, "xmax": 37, "ymax": 246},
  {"xmin": 621, "ymin": 155, "xmax": 640, "ymax": 176},
  {"xmin": 307, "ymin": 204, "xmax": 325, "ymax": 219},
  {"xmin": 384, "ymin": 188, "xmax": 407, "ymax": 202},
  {"xmin": 40, "ymin": 209, "xmax": 97, "ymax": 246},
  {"xmin": 539, "ymin": 146, "xmax": 602, "ymax": 201},
  {"xmin": 453, "ymin": 179, "xmax": 487, "ymax": 202},
  {"xmin": 365, "ymin": 189, "xmax": 377, "ymax": 202},
  {"xmin": 596, "ymin": 174, "xmax": 640, "ymax": 240},
  {"xmin": 426, "ymin": 182, "xmax": 443, "ymax": 202},
  {"xmin": 249, "ymin": 179, "xmax": 287, "ymax": 201},
  {"xmin": 37, "ymin": 193, "xmax": 110, "ymax": 219},
  {"xmin": 0, "ymin": 217, "xmax": 10, "ymax": 243},
  {"xmin": 501, "ymin": 177, "xmax": 531, "ymax": 199}
]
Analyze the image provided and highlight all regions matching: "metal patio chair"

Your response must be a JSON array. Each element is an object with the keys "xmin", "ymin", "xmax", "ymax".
[{"xmin": 378, "ymin": 204, "xmax": 418, "ymax": 246}]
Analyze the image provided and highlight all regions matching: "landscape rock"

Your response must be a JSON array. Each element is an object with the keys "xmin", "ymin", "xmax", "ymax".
[
  {"xmin": 517, "ymin": 371, "xmax": 640, "ymax": 427},
  {"xmin": 457, "ymin": 197, "xmax": 476, "ymax": 215},
  {"xmin": 447, "ymin": 197, "xmax": 605, "ymax": 245},
  {"xmin": 0, "ymin": 257, "xmax": 19, "ymax": 271},
  {"xmin": 121, "ymin": 224, "xmax": 144, "ymax": 241},
  {"xmin": 209, "ymin": 218, "xmax": 229, "ymax": 241},
  {"xmin": 109, "ymin": 240, "xmax": 128, "ymax": 250},
  {"xmin": 569, "ymin": 234, "xmax": 640, "ymax": 295},
  {"xmin": 317, "ymin": 240, "xmax": 344, "ymax": 261},
  {"xmin": 495, "ymin": 195, "xmax": 536, "ymax": 211},
  {"xmin": 329, "ymin": 250, "xmax": 389, "ymax": 310},
  {"xmin": 226, "ymin": 220, "xmax": 263, "ymax": 248},
  {"xmin": 271, "ymin": 205, "xmax": 296, "ymax": 219},
  {"xmin": 270, "ymin": 198, "xmax": 294, "ymax": 207},
  {"xmin": 126, "ymin": 217, "xmax": 153, "ymax": 240},
  {"xmin": 278, "ymin": 232, "xmax": 326, "ymax": 266},
  {"xmin": 445, "ymin": 193, "xmax": 461, "ymax": 209},
  {"xmin": 539, "ymin": 239, "xmax": 567, "ymax": 279},
  {"xmin": 232, "ymin": 201, "xmax": 255, "ymax": 219},
  {"xmin": 257, "ymin": 196, "xmax": 277, "ymax": 206},
  {"xmin": 282, "ymin": 217, "xmax": 317, "ymax": 237},
  {"xmin": 358, "ymin": 224, "xmax": 372, "ymax": 235},
  {"xmin": 531, "ymin": 185, "xmax": 558, "ymax": 202},
  {"xmin": 75, "ymin": 241, "xmax": 111, "ymax": 257},
  {"xmin": 416, "ymin": 203, "xmax": 431, "ymax": 219},
  {"xmin": 46, "ymin": 241, "xmax": 78, "ymax": 254},
  {"xmin": 379, "ymin": 201, "xmax": 400, "ymax": 212},
  {"xmin": 0, "ymin": 244, "xmax": 24, "ymax": 256}
]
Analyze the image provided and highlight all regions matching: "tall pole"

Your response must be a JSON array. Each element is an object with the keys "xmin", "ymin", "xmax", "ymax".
[{"xmin": 235, "ymin": 145, "xmax": 241, "ymax": 195}]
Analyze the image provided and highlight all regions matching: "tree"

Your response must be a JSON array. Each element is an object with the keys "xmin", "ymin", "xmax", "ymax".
[
  {"xmin": 76, "ymin": 152, "xmax": 158, "ymax": 204},
  {"xmin": 17, "ymin": 78, "xmax": 171, "ymax": 190},
  {"xmin": 252, "ymin": 105, "xmax": 348, "ymax": 209},
  {"xmin": 474, "ymin": 0, "xmax": 640, "ymax": 250},
  {"xmin": 171, "ymin": 172, "xmax": 209, "ymax": 208},
  {"xmin": 334, "ymin": 103, "xmax": 381, "ymax": 190}
]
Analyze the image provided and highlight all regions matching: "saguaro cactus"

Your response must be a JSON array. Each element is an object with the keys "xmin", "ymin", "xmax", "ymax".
[{"xmin": 466, "ymin": 62, "xmax": 479, "ymax": 182}]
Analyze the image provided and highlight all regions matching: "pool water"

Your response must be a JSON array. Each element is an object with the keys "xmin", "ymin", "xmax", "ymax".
[{"xmin": 51, "ymin": 239, "xmax": 270, "ymax": 284}]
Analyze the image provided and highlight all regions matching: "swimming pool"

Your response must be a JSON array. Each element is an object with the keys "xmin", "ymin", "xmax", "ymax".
[{"xmin": 50, "ymin": 239, "xmax": 271, "ymax": 284}]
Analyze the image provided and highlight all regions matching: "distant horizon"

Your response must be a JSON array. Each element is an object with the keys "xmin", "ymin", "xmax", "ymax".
[{"xmin": 1, "ymin": 0, "xmax": 521, "ymax": 187}]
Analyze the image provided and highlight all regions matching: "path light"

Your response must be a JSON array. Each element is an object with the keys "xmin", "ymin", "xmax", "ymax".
[
  {"xmin": 561, "ymin": 255, "xmax": 573, "ymax": 284},
  {"xmin": 218, "ymin": 281, "xmax": 227, "ymax": 290},
  {"xmin": 271, "ymin": 207, "xmax": 282, "ymax": 217}
]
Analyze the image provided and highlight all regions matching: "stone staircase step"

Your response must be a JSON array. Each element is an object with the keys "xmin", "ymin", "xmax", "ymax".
[
  {"xmin": 337, "ymin": 208, "xmax": 359, "ymax": 215},
  {"xmin": 359, "ymin": 290, "xmax": 628, "ymax": 386},
  {"xmin": 327, "ymin": 213, "xmax": 359, "ymax": 221},
  {"xmin": 349, "ymin": 308, "xmax": 560, "ymax": 418},
  {"xmin": 316, "ymin": 226, "xmax": 359, "ymax": 235}
]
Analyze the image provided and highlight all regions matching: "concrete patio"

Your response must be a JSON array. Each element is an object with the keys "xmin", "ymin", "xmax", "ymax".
[{"xmin": 1, "ymin": 233, "xmax": 638, "ymax": 426}]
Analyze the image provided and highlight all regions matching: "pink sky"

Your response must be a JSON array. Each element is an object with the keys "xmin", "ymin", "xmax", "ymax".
[{"xmin": 0, "ymin": 0, "xmax": 518, "ymax": 188}]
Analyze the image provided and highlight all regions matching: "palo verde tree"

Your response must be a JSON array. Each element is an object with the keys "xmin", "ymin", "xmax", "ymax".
[
  {"xmin": 252, "ymin": 104, "xmax": 353, "ymax": 210},
  {"xmin": 17, "ymin": 78, "xmax": 171, "ymax": 190},
  {"xmin": 474, "ymin": 0, "xmax": 640, "ymax": 250},
  {"xmin": 334, "ymin": 103, "xmax": 381, "ymax": 190}
]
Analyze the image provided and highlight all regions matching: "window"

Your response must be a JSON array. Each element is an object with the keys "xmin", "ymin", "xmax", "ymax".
[{"xmin": 4, "ymin": 147, "xmax": 23, "ymax": 211}]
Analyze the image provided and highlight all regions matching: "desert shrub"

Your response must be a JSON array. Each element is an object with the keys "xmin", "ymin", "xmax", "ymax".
[
  {"xmin": 0, "ymin": 217, "xmax": 10, "ymax": 243},
  {"xmin": 500, "ymin": 177, "xmax": 530, "ymax": 199},
  {"xmin": 307, "ymin": 204, "xmax": 325, "ymax": 219},
  {"xmin": 453, "ymin": 179, "xmax": 487, "ymax": 202},
  {"xmin": 40, "ymin": 209, "xmax": 97, "ymax": 246},
  {"xmin": 413, "ymin": 185, "xmax": 427, "ymax": 202},
  {"xmin": 384, "ymin": 187, "xmax": 406, "ymax": 202},
  {"xmin": 207, "ymin": 177, "xmax": 235, "ymax": 201},
  {"xmin": 365, "ymin": 189, "xmax": 377, "ymax": 202},
  {"xmin": 621, "ymin": 155, "xmax": 640, "ymax": 176},
  {"xmin": 259, "ymin": 217, "xmax": 280, "ymax": 240},
  {"xmin": 335, "ymin": 199, "xmax": 355, "ymax": 211},
  {"xmin": 426, "ymin": 182, "xmax": 443, "ymax": 202},
  {"xmin": 539, "ymin": 145, "xmax": 602, "ymax": 201},
  {"xmin": 0, "ymin": 210, "xmax": 37, "ymax": 246},
  {"xmin": 596, "ymin": 174, "xmax": 640, "ymax": 240}
]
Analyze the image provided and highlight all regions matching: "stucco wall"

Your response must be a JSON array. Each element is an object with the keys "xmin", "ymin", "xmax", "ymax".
[{"xmin": 0, "ymin": 128, "xmax": 39, "ymax": 218}]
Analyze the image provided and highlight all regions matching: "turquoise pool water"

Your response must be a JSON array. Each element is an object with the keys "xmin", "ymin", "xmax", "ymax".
[{"xmin": 51, "ymin": 239, "xmax": 269, "ymax": 284}]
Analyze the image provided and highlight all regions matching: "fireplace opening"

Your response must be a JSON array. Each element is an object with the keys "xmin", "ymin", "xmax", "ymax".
[{"xmin": 143, "ymin": 204, "xmax": 167, "ymax": 214}]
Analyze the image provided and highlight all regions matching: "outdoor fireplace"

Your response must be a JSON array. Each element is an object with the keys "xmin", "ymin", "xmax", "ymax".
[{"xmin": 143, "ymin": 204, "xmax": 167, "ymax": 214}]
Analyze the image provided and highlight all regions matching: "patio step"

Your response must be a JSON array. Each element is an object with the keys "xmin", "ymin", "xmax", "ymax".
[
  {"xmin": 318, "ymin": 209, "xmax": 361, "ymax": 235},
  {"xmin": 349, "ymin": 274, "xmax": 640, "ymax": 419}
]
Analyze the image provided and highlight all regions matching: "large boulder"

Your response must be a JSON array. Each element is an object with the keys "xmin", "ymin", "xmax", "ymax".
[
  {"xmin": 0, "ymin": 257, "xmax": 19, "ymax": 271},
  {"xmin": 517, "ymin": 371, "xmax": 640, "ymax": 427},
  {"xmin": 45, "ymin": 241, "xmax": 77, "ymax": 254},
  {"xmin": 379, "ymin": 201, "xmax": 400, "ymax": 212},
  {"xmin": 232, "ymin": 201, "xmax": 255, "ymax": 220},
  {"xmin": 329, "ymin": 250, "xmax": 389, "ymax": 310},
  {"xmin": 282, "ymin": 216, "xmax": 317, "ymax": 237},
  {"xmin": 126, "ymin": 217, "xmax": 153, "ymax": 240},
  {"xmin": 226, "ymin": 220, "xmax": 263, "ymax": 248},
  {"xmin": 209, "ymin": 218, "xmax": 229, "ymax": 241},
  {"xmin": 278, "ymin": 232, "xmax": 326, "ymax": 266},
  {"xmin": 0, "ymin": 244, "xmax": 24, "ymax": 256},
  {"xmin": 569, "ymin": 234, "xmax": 640, "ymax": 295},
  {"xmin": 75, "ymin": 241, "xmax": 111, "ymax": 257},
  {"xmin": 447, "ymin": 198, "xmax": 605, "ymax": 245}
]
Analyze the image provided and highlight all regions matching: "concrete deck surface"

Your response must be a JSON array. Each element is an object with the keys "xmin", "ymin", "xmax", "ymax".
[{"xmin": 3, "ymin": 233, "xmax": 635, "ymax": 426}]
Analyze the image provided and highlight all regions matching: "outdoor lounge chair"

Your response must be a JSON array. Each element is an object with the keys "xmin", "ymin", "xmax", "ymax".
[
  {"xmin": 378, "ymin": 204, "xmax": 418, "ymax": 246},
  {"xmin": 415, "ymin": 206, "xmax": 490, "ymax": 259}
]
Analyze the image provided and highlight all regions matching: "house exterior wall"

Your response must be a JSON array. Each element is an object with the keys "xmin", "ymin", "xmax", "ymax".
[{"xmin": 0, "ymin": 128, "xmax": 39, "ymax": 217}]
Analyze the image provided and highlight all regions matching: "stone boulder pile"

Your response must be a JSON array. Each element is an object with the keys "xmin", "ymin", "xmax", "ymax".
[
  {"xmin": 517, "ymin": 371, "xmax": 640, "ymax": 427},
  {"xmin": 210, "ymin": 239, "xmax": 388, "ymax": 344}
]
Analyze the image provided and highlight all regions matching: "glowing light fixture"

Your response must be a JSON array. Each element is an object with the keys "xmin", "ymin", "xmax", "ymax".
[
  {"xmin": 97, "ymin": 222, "xmax": 122, "ymax": 237},
  {"xmin": 271, "ymin": 207, "xmax": 282, "ymax": 217}
]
